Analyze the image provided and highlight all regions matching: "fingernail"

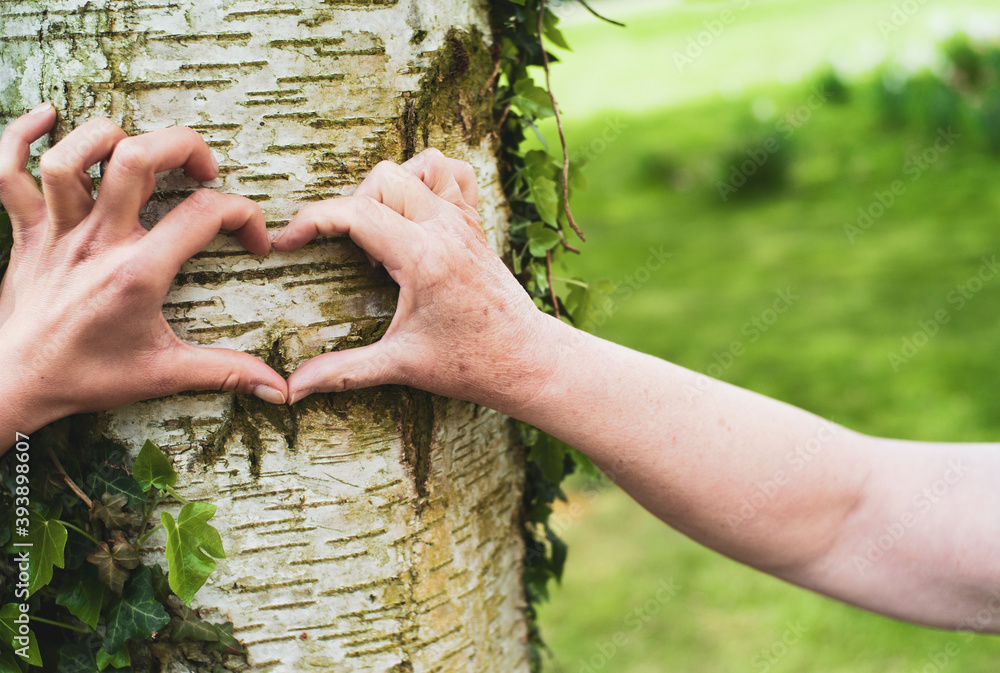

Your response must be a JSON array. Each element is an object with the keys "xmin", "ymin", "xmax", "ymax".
[
  {"xmin": 29, "ymin": 102, "xmax": 53, "ymax": 115},
  {"xmin": 271, "ymin": 230, "xmax": 284, "ymax": 246},
  {"xmin": 253, "ymin": 384, "xmax": 286, "ymax": 405},
  {"xmin": 288, "ymin": 388, "xmax": 313, "ymax": 406},
  {"xmin": 209, "ymin": 151, "xmax": 219, "ymax": 173}
]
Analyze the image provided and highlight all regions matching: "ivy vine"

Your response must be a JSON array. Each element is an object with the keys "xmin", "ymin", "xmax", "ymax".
[
  {"xmin": 490, "ymin": 0, "xmax": 619, "ymax": 669},
  {"xmin": 0, "ymin": 434, "xmax": 240, "ymax": 671}
]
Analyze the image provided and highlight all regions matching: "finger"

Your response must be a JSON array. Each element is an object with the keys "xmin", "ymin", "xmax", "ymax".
[
  {"xmin": 0, "ymin": 102, "xmax": 56, "ymax": 228},
  {"xmin": 272, "ymin": 195, "xmax": 422, "ymax": 271},
  {"xmin": 139, "ymin": 189, "xmax": 268, "ymax": 276},
  {"xmin": 402, "ymin": 148, "xmax": 479, "ymax": 209},
  {"xmin": 93, "ymin": 126, "xmax": 218, "ymax": 225},
  {"xmin": 162, "ymin": 343, "xmax": 289, "ymax": 404},
  {"xmin": 353, "ymin": 160, "xmax": 442, "ymax": 222},
  {"xmin": 287, "ymin": 342, "xmax": 396, "ymax": 404},
  {"xmin": 39, "ymin": 117, "xmax": 128, "ymax": 231}
]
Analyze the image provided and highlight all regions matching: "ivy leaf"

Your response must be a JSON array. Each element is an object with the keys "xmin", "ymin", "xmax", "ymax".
[
  {"xmin": 86, "ymin": 467, "xmax": 144, "ymax": 508},
  {"xmin": 528, "ymin": 434, "xmax": 566, "ymax": 484},
  {"xmin": 57, "ymin": 643, "xmax": 98, "ymax": 673},
  {"xmin": 26, "ymin": 509, "xmax": 66, "ymax": 595},
  {"xmin": 169, "ymin": 601, "xmax": 242, "ymax": 653},
  {"xmin": 132, "ymin": 440, "xmax": 177, "ymax": 493},
  {"xmin": 511, "ymin": 79, "xmax": 554, "ymax": 120},
  {"xmin": 90, "ymin": 492, "xmax": 130, "ymax": 530},
  {"xmin": 526, "ymin": 222, "xmax": 561, "ymax": 257},
  {"xmin": 103, "ymin": 565, "xmax": 170, "ymax": 655},
  {"xmin": 542, "ymin": 10, "xmax": 571, "ymax": 51},
  {"xmin": 0, "ymin": 604, "xmax": 41, "ymax": 667},
  {"xmin": 95, "ymin": 646, "xmax": 130, "ymax": 671},
  {"xmin": 86, "ymin": 542, "xmax": 130, "ymax": 596},
  {"xmin": 0, "ymin": 649, "xmax": 25, "ymax": 673},
  {"xmin": 527, "ymin": 175, "xmax": 559, "ymax": 226},
  {"xmin": 162, "ymin": 502, "xmax": 225, "ymax": 605},
  {"xmin": 111, "ymin": 541, "xmax": 140, "ymax": 570},
  {"xmin": 207, "ymin": 621, "xmax": 244, "ymax": 654},
  {"xmin": 546, "ymin": 525, "xmax": 569, "ymax": 582},
  {"xmin": 55, "ymin": 564, "xmax": 105, "ymax": 629}
]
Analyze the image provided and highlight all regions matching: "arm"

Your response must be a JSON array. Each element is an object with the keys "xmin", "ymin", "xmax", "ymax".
[
  {"xmin": 0, "ymin": 105, "xmax": 288, "ymax": 451},
  {"xmin": 277, "ymin": 150, "xmax": 1000, "ymax": 632}
]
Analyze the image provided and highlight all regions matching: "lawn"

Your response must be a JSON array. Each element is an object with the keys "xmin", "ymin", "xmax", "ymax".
[{"xmin": 532, "ymin": 1, "xmax": 1000, "ymax": 671}]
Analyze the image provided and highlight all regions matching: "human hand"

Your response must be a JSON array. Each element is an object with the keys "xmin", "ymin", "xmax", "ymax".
[
  {"xmin": 0, "ymin": 105, "xmax": 288, "ymax": 439},
  {"xmin": 274, "ymin": 149, "xmax": 556, "ymax": 413}
]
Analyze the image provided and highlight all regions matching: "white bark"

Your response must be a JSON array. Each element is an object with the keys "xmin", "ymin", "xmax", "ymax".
[{"xmin": 1, "ymin": 1, "xmax": 529, "ymax": 670}]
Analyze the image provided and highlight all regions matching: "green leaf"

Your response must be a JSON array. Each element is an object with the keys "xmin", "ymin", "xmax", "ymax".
[
  {"xmin": 542, "ymin": 10, "xmax": 571, "ymax": 51},
  {"xmin": 528, "ymin": 435, "xmax": 566, "ymax": 484},
  {"xmin": 26, "ymin": 509, "xmax": 66, "ymax": 595},
  {"xmin": 0, "ymin": 648, "xmax": 25, "ymax": 673},
  {"xmin": 132, "ymin": 440, "xmax": 177, "ymax": 493},
  {"xmin": 95, "ymin": 647, "xmax": 130, "ymax": 671},
  {"xmin": 511, "ymin": 79, "xmax": 554, "ymax": 120},
  {"xmin": 103, "ymin": 565, "xmax": 170, "ymax": 655},
  {"xmin": 86, "ymin": 468, "xmax": 144, "ymax": 508},
  {"xmin": 546, "ymin": 526, "xmax": 569, "ymax": 582},
  {"xmin": 526, "ymin": 222, "xmax": 561, "ymax": 257},
  {"xmin": 57, "ymin": 643, "xmax": 98, "ymax": 673},
  {"xmin": 169, "ymin": 602, "xmax": 243, "ymax": 653},
  {"xmin": 0, "ymin": 604, "xmax": 41, "ymax": 667},
  {"xmin": 55, "ymin": 564, "xmax": 105, "ymax": 629},
  {"xmin": 527, "ymin": 175, "xmax": 559, "ymax": 226},
  {"xmin": 161, "ymin": 502, "xmax": 225, "ymax": 605}
]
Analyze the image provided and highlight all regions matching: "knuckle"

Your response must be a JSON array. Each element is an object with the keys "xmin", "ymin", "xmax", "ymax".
[
  {"xmin": 111, "ymin": 138, "xmax": 154, "ymax": 174},
  {"xmin": 352, "ymin": 194, "xmax": 382, "ymax": 220},
  {"xmin": 90, "ymin": 117, "xmax": 121, "ymax": 135},
  {"xmin": 420, "ymin": 147, "xmax": 447, "ymax": 169},
  {"xmin": 187, "ymin": 188, "xmax": 221, "ymax": 212},
  {"xmin": 219, "ymin": 369, "xmax": 246, "ymax": 393},
  {"xmin": 38, "ymin": 151, "xmax": 73, "ymax": 181}
]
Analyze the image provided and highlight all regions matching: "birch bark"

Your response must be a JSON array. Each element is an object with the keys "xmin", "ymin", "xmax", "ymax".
[{"xmin": 0, "ymin": 1, "xmax": 529, "ymax": 670}]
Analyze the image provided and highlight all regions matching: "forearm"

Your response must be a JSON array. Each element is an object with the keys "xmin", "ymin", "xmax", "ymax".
[
  {"xmin": 499, "ymin": 314, "xmax": 1000, "ymax": 631},
  {"xmin": 498, "ymin": 314, "xmax": 869, "ymax": 575}
]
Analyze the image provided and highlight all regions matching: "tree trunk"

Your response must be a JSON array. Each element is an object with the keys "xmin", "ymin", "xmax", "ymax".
[{"xmin": 0, "ymin": 1, "xmax": 530, "ymax": 671}]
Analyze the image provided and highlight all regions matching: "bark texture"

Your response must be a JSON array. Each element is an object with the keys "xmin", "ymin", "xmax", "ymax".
[{"xmin": 0, "ymin": 1, "xmax": 529, "ymax": 670}]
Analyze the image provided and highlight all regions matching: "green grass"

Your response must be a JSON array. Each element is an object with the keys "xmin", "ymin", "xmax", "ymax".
[{"xmin": 533, "ymin": 2, "xmax": 1000, "ymax": 670}]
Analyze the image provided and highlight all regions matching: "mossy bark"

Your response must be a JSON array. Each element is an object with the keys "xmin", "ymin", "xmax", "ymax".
[{"xmin": 0, "ymin": 1, "xmax": 528, "ymax": 670}]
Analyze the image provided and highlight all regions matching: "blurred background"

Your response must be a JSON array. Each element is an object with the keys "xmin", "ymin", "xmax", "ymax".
[{"xmin": 532, "ymin": 0, "xmax": 1000, "ymax": 671}]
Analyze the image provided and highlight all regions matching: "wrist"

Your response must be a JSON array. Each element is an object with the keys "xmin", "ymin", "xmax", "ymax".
[
  {"xmin": 481, "ymin": 309, "xmax": 570, "ymax": 422},
  {"xmin": 0, "ymin": 330, "xmax": 66, "ymax": 445}
]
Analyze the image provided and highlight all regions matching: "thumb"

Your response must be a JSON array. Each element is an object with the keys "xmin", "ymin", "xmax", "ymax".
[
  {"xmin": 287, "ymin": 342, "xmax": 396, "ymax": 404},
  {"xmin": 167, "ymin": 344, "xmax": 289, "ymax": 404}
]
